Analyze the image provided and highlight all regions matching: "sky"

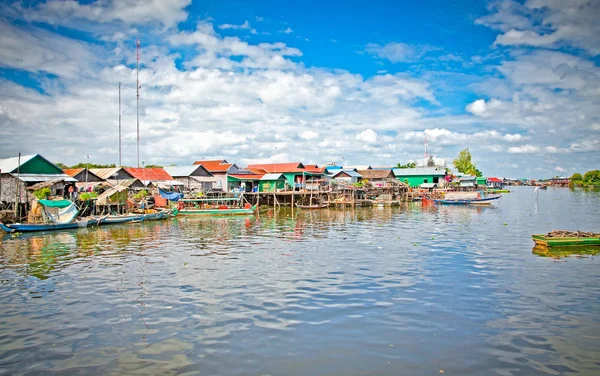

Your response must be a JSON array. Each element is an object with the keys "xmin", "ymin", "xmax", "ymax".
[{"xmin": 0, "ymin": 0, "xmax": 598, "ymax": 178}]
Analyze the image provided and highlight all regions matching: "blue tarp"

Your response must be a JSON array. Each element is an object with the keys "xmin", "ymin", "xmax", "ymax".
[{"xmin": 158, "ymin": 188, "xmax": 183, "ymax": 202}]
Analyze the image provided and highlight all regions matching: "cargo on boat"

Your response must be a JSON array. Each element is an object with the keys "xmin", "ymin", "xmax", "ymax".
[
  {"xmin": 532, "ymin": 230, "xmax": 600, "ymax": 248},
  {"xmin": 178, "ymin": 197, "xmax": 257, "ymax": 215}
]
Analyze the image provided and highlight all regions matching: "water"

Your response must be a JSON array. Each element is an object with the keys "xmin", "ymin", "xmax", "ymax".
[{"xmin": 1, "ymin": 187, "xmax": 599, "ymax": 375}]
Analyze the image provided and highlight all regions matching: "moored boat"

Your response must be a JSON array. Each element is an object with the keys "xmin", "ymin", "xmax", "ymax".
[
  {"xmin": 434, "ymin": 191, "xmax": 501, "ymax": 205},
  {"xmin": 178, "ymin": 198, "xmax": 257, "ymax": 216},
  {"xmin": 532, "ymin": 231, "xmax": 600, "ymax": 248},
  {"xmin": 296, "ymin": 203, "xmax": 329, "ymax": 209},
  {"xmin": 0, "ymin": 216, "xmax": 105, "ymax": 233}
]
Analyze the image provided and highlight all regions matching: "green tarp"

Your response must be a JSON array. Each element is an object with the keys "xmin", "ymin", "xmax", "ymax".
[{"xmin": 38, "ymin": 199, "xmax": 74, "ymax": 208}]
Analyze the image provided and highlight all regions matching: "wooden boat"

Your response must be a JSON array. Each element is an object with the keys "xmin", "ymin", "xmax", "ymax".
[
  {"xmin": 434, "ymin": 191, "xmax": 501, "ymax": 206},
  {"xmin": 0, "ymin": 217, "xmax": 105, "ymax": 233},
  {"xmin": 488, "ymin": 189, "xmax": 510, "ymax": 194},
  {"xmin": 296, "ymin": 203, "xmax": 329, "ymax": 209},
  {"xmin": 100, "ymin": 214, "xmax": 144, "ymax": 225},
  {"xmin": 178, "ymin": 198, "xmax": 257, "ymax": 216},
  {"xmin": 532, "ymin": 234, "xmax": 600, "ymax": 248},
  {"xmin": 532, "ymin": 244, "xmax": 600, "ymax": 258}
]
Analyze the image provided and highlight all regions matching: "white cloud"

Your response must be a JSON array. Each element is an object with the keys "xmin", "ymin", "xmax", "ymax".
[
  {"xmin": 478, "ymin": 0, "xmax": 600, "ymax": 55},
  {"xmin": 591, "ymin": 123, "xmax": 600, "ymax": 131},
  {"xmin": 8, "ymin": 0, "xmax": 191, "ymax": 29},
  {"xmin": 508, "ymin": 145, "xmax": 540, "ymax": 153},
  {"xmin": 356, "ymin": 129, "xmax": 378, "ymax": 144},
  {"xmin": 365, "ymin": 42, "xmax": 431, "ymax": 63},
  {"xmin": 465, "ymin": 98, "xmax": 503, "ymax": 117},
  {"xmin": 555, "ymin": 166, "xmax": 566, "ymax": 172},
  {"xmin": 299, "ymin": 130, "xmax": 319, "ymax": 140},
  {"xmin": 219, "ymin": 20, "xmax": 256, "ymax": 34},
  {"xmin": 280, "ymin": 27, "xmax": 293, "ymax": 34}
]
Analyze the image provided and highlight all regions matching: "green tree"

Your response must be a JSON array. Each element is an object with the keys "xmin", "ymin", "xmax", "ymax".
[
  {"xmin": 569, "ymin": 172, "xmax": 583, "ymax": 187},
  {"xmin": 56, "ymin": 162, "xmax": 69, "ymax": 169},
  {"xmin": 396, "ymin": 162, "xmax": 416, "ymax": 169},
  {"xmin": 69, "ymin": 162, "xmax": 116, "ymax": 169},
  {"xmin": 583, "ymin": 170, "xmax": 600, "ymax": 187},
  {"xmin": 453, "ymin": 148, "xmax": 482, "ymax": 177},
  {"xmin": 145, "ymin": 164, "xmax": 163, "ymax": 168}
]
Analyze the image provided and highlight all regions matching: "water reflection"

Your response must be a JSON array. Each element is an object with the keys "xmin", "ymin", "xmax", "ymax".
[
  {"xmin": 532, "ymin": 245, "xmax": 600, "ymax": 259},
  {"xmin": 0, "ymin": 188, "xmax": 599, "ymax": 375}
]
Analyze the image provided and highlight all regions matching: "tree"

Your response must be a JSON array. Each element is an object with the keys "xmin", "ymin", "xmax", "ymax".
[
  {"xmin": 583, "ymin": 170, "xmax": 600, "ymax": 187},
  {"xmin": 69, "ymin": 162, "xmax": 116, "ymax": 169},
  {"xmin": 453, "ymin": 148, "xmax": 482, "ymax": 177},
  {"xmin": 569, "ymin": 173, "xmax": 583, "ymax": 187},
  {"xmin": 56, "ymin": 162, "xmax": 69, "ymax": 169},
  {"xmin": 145, "ymin": 164, "xmax": 163, "ymax": 168},
  {"xmin": 396, "ymin": 162, "xmax": 416, "ymax": 169}
]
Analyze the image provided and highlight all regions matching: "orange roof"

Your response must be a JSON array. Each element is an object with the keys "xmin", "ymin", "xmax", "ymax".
[
  {"xmin": 63, "ymin": 168, "xmax": 84, "ymax": 177},
  {"xmin": 246, "ymin": 162, "xmax": 306, "ymax": 173},
  {"xmin": 124, "ymin": 168, "xmax": 173, "ymax": 181},
  {"xmin": 304, "ymin": 164, "xmax": 325, "ymax": 173},
  {"xmin": 229, "ymin": 173, "xmax": 264, "ymax": 180},
  {"xmin": 193, "ymin": 159, "xmax": 233, "ymax": 172}
]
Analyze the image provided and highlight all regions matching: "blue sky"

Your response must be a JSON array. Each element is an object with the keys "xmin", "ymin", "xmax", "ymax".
[{"xmin": 0, "ymin": 0, "xmax": 598, "ymax": 178}]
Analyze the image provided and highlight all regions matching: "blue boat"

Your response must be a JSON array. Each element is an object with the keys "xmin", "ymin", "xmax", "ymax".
[
  {"xmin": 100, "ymin": 214, "xmax": 144, "ymax": 225},
  {"xmin": 0, "ymin": 217, "xmax": 105, "ymax": 233},
  {"xmin": 434, "ymin": 191, "xmax": 501, "ymax": 206}
]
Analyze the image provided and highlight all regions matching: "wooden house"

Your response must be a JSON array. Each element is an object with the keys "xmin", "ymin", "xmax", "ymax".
[
  {"xmin": 123, "ymin": 168, "xmax": 184, "ymax": 189},
  {"xmin": 193, "ymin": 160, "xmax": 239, "ymax": 192},
  {"xmin": 90, "ymin": 168, "xmax": 135, "ymax": 184},
  {"xmin": 392, "ymin": 167, "xmax": 447, "ymax": 187},
  {"xmin": 357, "ymin": 169, "xmax": 396, "ymax": 187},
  {"xmin": 227, "ymin": 172, "xmax": 263, "ymax": 192},
  {"xmin": 246, "ymin": 162, "xmax": 321, "ymax": 190},
  {"xmin": 329, "ymin": 169, "xmax": 363, "ymax": 185},
  {"xmin": 164, "ymin": 165, "xmax": 217, "ymax": 192},
  {"xmin": 259, "ymin": 173, "xmax": 287, "ymax": 192},
  {"xmin": 0, "ymin": 154, "xmax": 77, "ymax": 206},
  {"xmin": 487, "ymin": 177, "xmax": 503, "ymax": 188}
]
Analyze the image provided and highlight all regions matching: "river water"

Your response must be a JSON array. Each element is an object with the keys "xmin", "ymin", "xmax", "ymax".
[{"xmin": 1, "ymin": 187, "xmax": 599, "ymax": 375}]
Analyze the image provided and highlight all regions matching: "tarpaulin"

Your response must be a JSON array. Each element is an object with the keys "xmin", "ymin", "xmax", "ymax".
[
  {"xmin": 38, "ymin": 199, "xmax": 74, "ymax": 208},
  {"xmin": 158, "ymin": 188, "xmax": 183, "ymax": 202}
]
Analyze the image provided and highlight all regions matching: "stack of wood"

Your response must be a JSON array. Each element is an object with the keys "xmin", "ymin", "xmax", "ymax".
[
  {"xmin": 546, "ymin": 230, "xmax": 600, "ymax": 238},
  {"xmin": 0, "ymin": 210, "xmax": 16, "ymax": 224}
]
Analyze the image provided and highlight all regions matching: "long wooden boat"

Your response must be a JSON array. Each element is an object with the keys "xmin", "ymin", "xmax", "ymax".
[
  {"xmin": 296, "ymin": 203, "xmax": 329, "ymax": 209},
  {"xmin": 0, "ymin": 217, "xmax": 105, "ymax": 233},
  {"xmin": 532, "ymin": 234, "xmax": 600, "ymax": 248},
  {"xmin": 434, "ymin": 195, "xmax": 501, "ymax": 205},
  {"xmin": 178, "ymin": 197, "xmax": 257, "ymax": 216},
  {"xmin": 101, "ymin": 214, "xmax": 144, "ymax": 225},
  {"xmin": 488, "ymin": 189, "xmax": 510, "ymax": 193}
]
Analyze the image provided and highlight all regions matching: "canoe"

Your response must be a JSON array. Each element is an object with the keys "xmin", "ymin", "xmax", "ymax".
[
  {"xmin": 434, "ymin": 195, "xmax": 501, "ymax": 205},
  {"xmin": 532, "ymin": 244, "xmax": 600, "ymax": 258},
  {"xmin": 296, "ymin": 203, "xmax": 329, "ymax": 209},
  {"xmin": 178, "ymin": 204, "xmax": 257, "ymax": 216},
  {"xmin": 488, "ymin": 189, "xmax": 510, "ymax": 193},
  {"xmin": 0, "ymin": 217, "xmax": 104, "ymax": 233},
  {"xmin": 101, "ymin": 214, "xmax": 144, "ymax": 225},
  {"xmin": 532, "ymin": 234, "xmax": 600, "ymax": 248}
]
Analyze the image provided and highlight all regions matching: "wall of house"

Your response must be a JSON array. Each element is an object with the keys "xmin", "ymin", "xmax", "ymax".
[
  {"xmin": 259, "ymin": 180, "xmax": 285, "ymax": 192},
  {"xmin": 212, "ymin": 173, "xmax": 228, "ymax": 191},
  {"xmin": 396, "ymin": 175, "xmax": 442, "ymax": 187},
  {"xmin": 0, "ymin": 174, "xmax": 29, "ymax": 203},
  {"xmin": 75, "ymin": 170, "xmax": 103, "ymax": 182}
]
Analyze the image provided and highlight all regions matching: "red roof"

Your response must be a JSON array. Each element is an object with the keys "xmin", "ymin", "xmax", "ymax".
[
  {"xmin": 246, "ymin": 162, "xmax": 306, "ymax": 173},
  {"xmin": 303, "ymin": 164, "xmax": 325, "ymax": 173},
  {"xmin": 487, "ymin": 177, "xmax": 503, "ymax": 183},
  {"xmin": 193, "ymin": 159, "xmax": 233, "ymax": 172},
  {"xmin": 63, "ymin": 168, "xmax": 84, "ymax": 177},
  {"xmin": 124, "ymin": 168, "xmax": 173, "ymax": 181},
  {"xmin": 229, "ymin": 173, "xmax": 264, "ymax": 180}
]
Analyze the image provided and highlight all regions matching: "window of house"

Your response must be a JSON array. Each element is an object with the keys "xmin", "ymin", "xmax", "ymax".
[
  {"xmin": 424, "ymin": 179, "xmax": 428, "ymax": 183},
  {"xmin": 433, "ymin": 177, "xmax": 439, "ymax": 183}
]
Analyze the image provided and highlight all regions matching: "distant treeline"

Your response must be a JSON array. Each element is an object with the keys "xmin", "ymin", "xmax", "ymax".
[
  {"xmin": 56, "ymin": 162, "xmax": 163, "ymax": 169},
  {"xmin": 570, "ymin": 170, "xmax": 600, "ymax": 188}
]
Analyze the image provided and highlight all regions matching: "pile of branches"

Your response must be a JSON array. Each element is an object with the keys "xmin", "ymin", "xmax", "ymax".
[{"xmin": 546, "ymin": 230, "xmax": 600, "ymax": 238}]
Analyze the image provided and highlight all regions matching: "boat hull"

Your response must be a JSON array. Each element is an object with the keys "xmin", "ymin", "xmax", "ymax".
[
  {"xmin": 434, "ymin": 195, "xmax": 501, "ymax": 205},
  {"xmin": 532, "ymin": 234, "xmax": 600, "ymax": 248},
  {"xmin": 101, "ymin": 215, "xmax": 144, "ymax": 225},
  {"xmin": 178, "ymin": 205, "xmax": 257, "ymax": 216},
  {"xmin": 296, "ymin": 204, "xmax": 329, "ymax": 209},
  {"xmin": 0, "ymin": 218, "xmax": 103, "ymax": 233}
]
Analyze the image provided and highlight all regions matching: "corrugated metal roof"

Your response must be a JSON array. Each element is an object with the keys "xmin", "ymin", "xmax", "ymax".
[
  {"xmin": 333, "ymin": 170, "xmax": 362, "ymax": 178},
  {"xmin": 14, "ymin": 173, "xmax": 77, "ymax": 183},
  {"xmin": 460, "ymin": 181, "xmax": 475, "ymax": 187},
  {"xmin": 229, "ymin": 174, "xmax": 264, "ymax": 180},
  {"xmin": 193, "ymin": 160, "xmax": 234, "ymax": 172},
  {"xmin": 358, "ymin": 169, "xmax": 394, "ymax": 179},
  {"xmin": 487, "ymin": 177, "xmax": 503, "ymax": 183},
  {"xmin": 164, "ymin": 165, "xmax": 211, "ymax": 177},
  {"xmin": 261, "ymin": 173, "xmax": 286, "ymax": 180},
  {"xmin": 90, "ymin": 168, "xmax": 128, "ymax": 180},
  {"xmin": 459, "ymin": 176, "xmax": 476, "ymax": 181},
  {"xmin": 125, "ymin": 168, "xmax": 174, "ymax": 181},
  {"xmin": 420, "ymin": 183, "xmax": 438, "ymax": 188},
  {"xmin": 392, "ymin": 167, "xmax": 445, "ymax": 176},
  {"xmin": 247, "ymin": 162, "xmax": 305, "ymax": 173},
  {"xmin": 0, "ymin": 154, "xmax": 37, "ymax": 173}
]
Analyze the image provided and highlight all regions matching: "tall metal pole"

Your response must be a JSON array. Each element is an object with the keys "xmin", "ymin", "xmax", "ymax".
[
  {"xmin": 136, "ymin": 38, "xmax": 140, "ymax": 168},
  {"xmin": 15, "ymin": 153, "xmax": 21, "ymax": 218},
  {"xmin": 118, "ymin": 81, "xmax": 122, "ymax": 167}
]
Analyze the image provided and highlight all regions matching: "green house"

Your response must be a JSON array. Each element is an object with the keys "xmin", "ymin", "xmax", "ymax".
[
  {"xmin": 259, "ymin": 173, "xmax": 287, "ymax": 192},
  {"xmin": 476, "ymin": 176, "xmax": 487, "ymax": 186},
  {"xmin": 392, "ymin": 167, "xmax": 447, "ymax": 187}
]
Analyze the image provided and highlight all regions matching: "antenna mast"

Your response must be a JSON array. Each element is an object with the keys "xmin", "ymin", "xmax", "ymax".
[
  {"xmin": 118, "ymin": 81, "xmax": 122, "ymax": 167},
  {"xmin": 424, "ymin": 135, "xmax": 429, "ymax": 161},
  {"xmin": 136, "ymin": 38, "xmax": 140, "ymax": 168}
]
